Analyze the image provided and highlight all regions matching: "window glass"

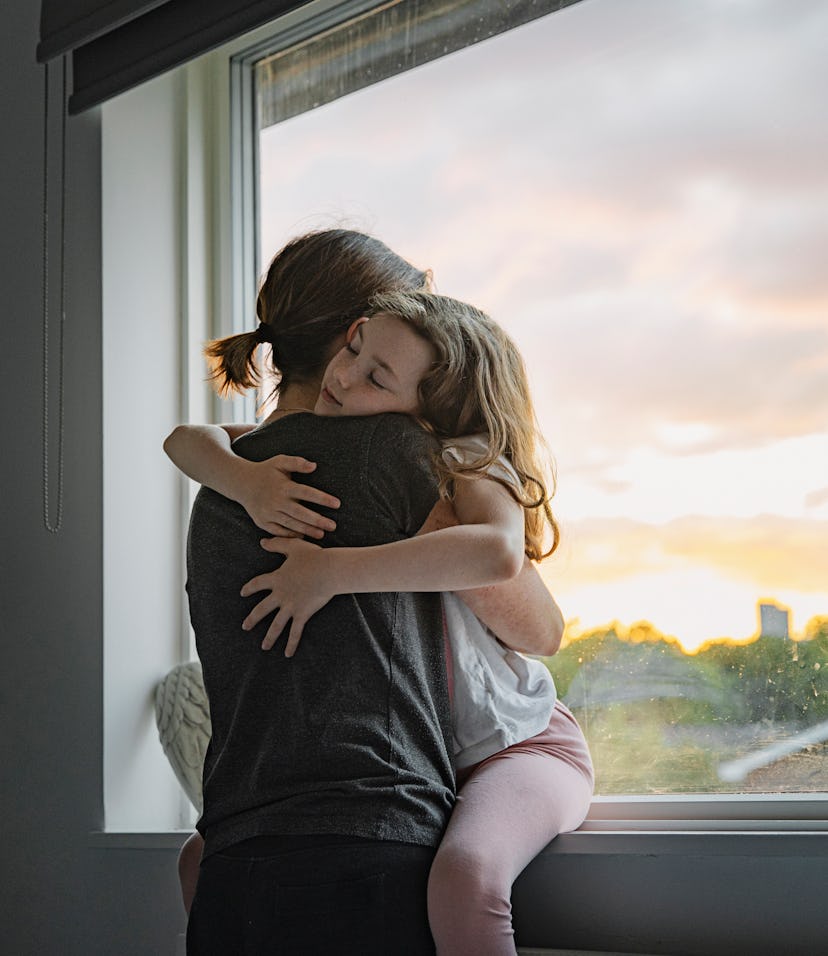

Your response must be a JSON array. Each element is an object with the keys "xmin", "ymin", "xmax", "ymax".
[{"xmin": 255, "ymin": 0, "xmax": 828, "ymax": 795}]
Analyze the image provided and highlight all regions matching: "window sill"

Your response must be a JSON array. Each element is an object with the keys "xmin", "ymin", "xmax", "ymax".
[
  {"xmin": 88, "ymin": 830, "xmax": 193, "ymax": 850},
  {"xmin": 584, "ymin": 792, "xmax": 828, "ymax": 830},
  {"xmin": 88, "ymin": 798, "xmax": 828, "ymax": 852}
]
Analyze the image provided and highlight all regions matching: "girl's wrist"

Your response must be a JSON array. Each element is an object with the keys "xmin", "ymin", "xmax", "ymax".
[
  {"xmin": 228, "ymin": 456, "xmax": 258, "ymax": 506},
  {"xmin": 323, "ymin": 547, "xmax": 351, "ymax": 597},
  {"xmin": 322, "ymin": 547, "xmax": 380, "ymax": 597}
]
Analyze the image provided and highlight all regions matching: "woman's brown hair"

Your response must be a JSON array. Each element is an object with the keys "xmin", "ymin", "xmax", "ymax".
[{"xmin": 204, "ymin": 229, "xmax": 429, "ymax": 398}]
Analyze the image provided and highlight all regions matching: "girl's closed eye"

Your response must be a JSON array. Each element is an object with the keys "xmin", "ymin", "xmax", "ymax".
[{"xmin": 315, "ymin": 313, "xmax": 433, "ymax": 418}]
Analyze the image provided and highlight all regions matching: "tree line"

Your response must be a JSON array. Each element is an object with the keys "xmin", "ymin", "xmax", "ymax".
[{"xmin": 546, "ymin": 616, "xmax": 828, "ymax": 725}]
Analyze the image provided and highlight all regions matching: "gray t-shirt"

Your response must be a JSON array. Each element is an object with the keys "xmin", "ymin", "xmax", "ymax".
[{"xmin": 186, "ymin": 412, "xmax": 455, "ymax": 859}]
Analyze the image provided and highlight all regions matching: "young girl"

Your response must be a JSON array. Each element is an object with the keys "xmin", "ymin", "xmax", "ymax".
[{"xmin": 167, "ymin": 290, "xmax": 593, "ymax": 955}]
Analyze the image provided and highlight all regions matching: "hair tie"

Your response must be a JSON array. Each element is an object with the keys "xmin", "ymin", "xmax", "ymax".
[{"xmin": 255, "ymin": 322, "xmax": 277, "ymax": 345}]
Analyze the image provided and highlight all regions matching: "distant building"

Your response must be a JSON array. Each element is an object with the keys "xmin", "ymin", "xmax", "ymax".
[{"xmin": 759, "ymin": 602, "xmax": 789, "ymax": 639}]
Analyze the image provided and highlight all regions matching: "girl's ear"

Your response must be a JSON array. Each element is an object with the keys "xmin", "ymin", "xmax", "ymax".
[{"xmin": 346, "ymin": 317, "xmax": 369, "ymax": 344}]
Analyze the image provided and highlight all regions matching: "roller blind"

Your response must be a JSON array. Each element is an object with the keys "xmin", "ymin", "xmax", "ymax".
[
  {"xmin": 38, "ymin": 0, "xmax": 312, "ymax": 113},
  {"xmin": 37, "ymin": 1, "xmax": 169, "ymax": 62}
]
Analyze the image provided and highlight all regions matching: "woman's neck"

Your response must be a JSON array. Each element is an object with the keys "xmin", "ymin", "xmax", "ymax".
[{"xmin": 263, "ymin": 380, "xmax": 319, "ymax": 424}]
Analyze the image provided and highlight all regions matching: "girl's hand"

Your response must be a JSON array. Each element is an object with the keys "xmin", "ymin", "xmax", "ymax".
[
  {"xmin": 239, "ymin": 456, "xmax": 340, "ymax": 539},
  {"xmin": 163, "ymin": 425, "xmax": 341, "ymax": 538},
  {"xmin": 240, "ymin": 538, "xmax": 335, "ymax": 656}
]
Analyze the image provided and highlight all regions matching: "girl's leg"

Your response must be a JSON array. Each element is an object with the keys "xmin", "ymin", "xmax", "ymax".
[
  {"xmin": 427, "ymin": 706, "xmax": 593, "ymax": 956},
  {"xmin": 178, "ymin": 831, "xmax": 204, "ymax": 915}
]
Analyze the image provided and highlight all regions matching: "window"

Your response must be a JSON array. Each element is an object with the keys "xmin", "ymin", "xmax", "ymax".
[{"xmin": 245, "ymin": 0, "xmax": 828, "ymax": 801}]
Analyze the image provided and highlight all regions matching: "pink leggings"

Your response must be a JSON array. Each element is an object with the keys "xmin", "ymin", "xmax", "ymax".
[{"xmin": 427, "ymin": 699, "xmax": 593, "ymax": 956}]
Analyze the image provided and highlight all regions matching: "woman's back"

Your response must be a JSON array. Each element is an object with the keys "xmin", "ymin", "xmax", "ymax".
[{"xmin": 187, "ymin": 412, "xmax": 455, "ymax": 859}]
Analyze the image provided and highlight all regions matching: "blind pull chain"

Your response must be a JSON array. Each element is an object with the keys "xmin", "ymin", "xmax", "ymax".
[{"xmin": 42, "ymin": 55, "xmax": 68, "ymax": 535}]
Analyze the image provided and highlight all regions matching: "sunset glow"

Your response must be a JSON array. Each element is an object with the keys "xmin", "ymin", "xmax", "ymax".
[{"xmin": 258, "ymin": 0, "xmax": 828, "ymax": 653}]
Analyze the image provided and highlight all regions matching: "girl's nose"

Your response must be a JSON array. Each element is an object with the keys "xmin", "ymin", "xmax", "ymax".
[{"xmin": 333, "ymin": 363, "xmax": 351, "ymax": 389}]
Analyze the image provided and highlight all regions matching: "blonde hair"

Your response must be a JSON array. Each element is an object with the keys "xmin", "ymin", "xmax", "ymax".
[
  {"xmin": 366, "ymin": 291, "xmax": 560, "ymax": 560},
  {"xmin": 203, "ymin": 229, "xmax": 430, "ymax": 399}
]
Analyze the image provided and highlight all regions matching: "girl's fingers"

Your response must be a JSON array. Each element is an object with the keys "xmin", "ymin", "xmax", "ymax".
[
  {"xmin": 242, "ymin": 594, "xmax": 277, "ymax": 630},
  {"xmin": 271, "ymin": 510, "xmax": 330, "ymax": 538},
  {"xmin": 261, "ymin": 607, "xmax": 292, "ymax": 651},
  {"xmin": 259, "ymin": 538, "xmax": 294, "ymax": 555},
  {"xmin": 240, "ymin": 573, "xmax": 274, "ymax": 597},
  {"xmin": 289, "ymin": 484, "xmax": 341, "ymax": 510},
  {"xmin": 284, "ymin": 501, "xmax": 337, "ymax": 532},
  {"xmin": 271, "ymin": 455, "xmax": 317, "ymax": 474},
  {"xmin": 283, "ymin": 617, "xmax": 307, "ymax": 658},
  {"xmin": 263, "ymin": 523, "xmax": 303, "ymax": 539},
  {"xmin": 257, "ymin": 515, "xmax": 326, "ymax": 539}
]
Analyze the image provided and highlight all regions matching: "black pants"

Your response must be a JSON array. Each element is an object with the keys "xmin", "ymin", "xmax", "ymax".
[{"xmin": 186, "ymin": 835, "xmax": 437, "ymax": 956}]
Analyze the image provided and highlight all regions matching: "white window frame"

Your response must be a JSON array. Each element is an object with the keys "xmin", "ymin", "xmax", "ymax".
[{"xmin": 95, "ymin": 0, "xmax": 827, "ymax": 847}]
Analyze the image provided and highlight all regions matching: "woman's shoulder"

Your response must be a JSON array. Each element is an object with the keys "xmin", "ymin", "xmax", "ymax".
[
  {"xmin": 367, "ymin": 411, "xmax": 436, "ymax": 441},
  {"xmin": 231, "ymin": 412, "xmax": 438, "ymax": 476},
  {"xmin": 231, "ymin": 411, "xmax": 316, "ymax": 455}
]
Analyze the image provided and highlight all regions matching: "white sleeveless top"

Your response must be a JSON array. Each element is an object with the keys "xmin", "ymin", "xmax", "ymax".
[{"xmin": 441, "ymin": 435, "xmax": 557, "ymax": 769}]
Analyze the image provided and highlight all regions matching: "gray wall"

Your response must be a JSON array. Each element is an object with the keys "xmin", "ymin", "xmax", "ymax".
[
  {"xmin": 1, "ymin": 2, "xmax": 825, "ymax": 954},
  {"xmin": 1, "ymin": 2, "xmax": 186, "ymax": 953}
]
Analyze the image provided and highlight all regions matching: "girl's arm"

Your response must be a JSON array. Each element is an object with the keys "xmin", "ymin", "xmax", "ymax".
[
  {"xmin": 242, "ymin": 476, "xmax": 527, "ymax": 656},
  {"xmin": 459, "ymin": 559, "xmax": 564, "ymax": 657},
  {"xmin": 163, "ymin": 424, "xmax": 340, "ymax": 538},
  {"xmin": 416, "ymin": 500, "xmax": 563, "ymax": 657}
]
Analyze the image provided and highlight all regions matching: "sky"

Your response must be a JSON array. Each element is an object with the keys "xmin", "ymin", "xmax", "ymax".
[{"xmin": 257, "ymin": 0, "xmax": 828, "ymax": 651}]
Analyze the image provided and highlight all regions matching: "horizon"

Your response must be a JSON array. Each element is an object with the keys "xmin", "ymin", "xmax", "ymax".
[{"xmin": 556, "ymin": 597, "xmax": 827, "ymax": 658}]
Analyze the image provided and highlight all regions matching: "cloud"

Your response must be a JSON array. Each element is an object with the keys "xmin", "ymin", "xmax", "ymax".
[
  {"xmin": 535, "ymin": 301, "xmax": 828, "ymax": 464},
  {"xmin": 554, "ymin": 514, "xmax": 828, "ymax": 594},
  {"xmin": 805, "ymin": 486, "xmax": 828, "ymax": 510},
  {"xmin": 258, "ymin": 0, "xmax": 828, "ymax": 489}
]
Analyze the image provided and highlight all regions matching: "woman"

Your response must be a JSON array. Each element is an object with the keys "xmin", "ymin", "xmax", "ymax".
[{"xmin": 179, "ymin": 229, "xmax": 451, "ymax": 955}]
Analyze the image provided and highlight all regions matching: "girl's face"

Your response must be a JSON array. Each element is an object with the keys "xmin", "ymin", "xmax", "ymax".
[{"xmin": 315, "ymin": 314, "xmax": 435, "ymax": 418}]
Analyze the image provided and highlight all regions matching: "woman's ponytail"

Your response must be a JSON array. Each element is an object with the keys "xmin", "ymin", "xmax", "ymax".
[
  {"xmin": 203, "ymin": 327, "xmax": 267, "ymax": 398},
  {"xmin": 202, "ymin": 229, "xmax": 429, "ymax": 401}
]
